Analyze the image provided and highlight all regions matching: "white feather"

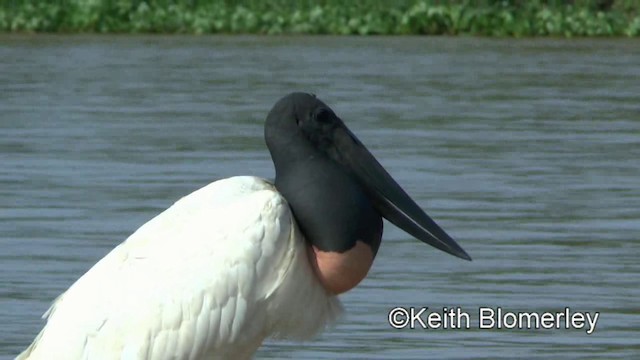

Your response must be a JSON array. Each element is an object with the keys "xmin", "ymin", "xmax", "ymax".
[{"xmin": 18, "ymin": 176, "xmax": 342, "ymax": 360}]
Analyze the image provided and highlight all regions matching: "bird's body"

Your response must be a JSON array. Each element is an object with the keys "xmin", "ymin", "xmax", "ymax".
[
  {"xmin": 19, "ymin": 93, "xmax": 470, "ymax": 359},
  {"xmin": 18, "ymin": 177, "xmax": 341, "ymax": 360}
]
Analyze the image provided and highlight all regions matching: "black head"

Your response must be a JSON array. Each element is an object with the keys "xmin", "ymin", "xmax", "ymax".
[{"xmin": 264, "ymin": 92, "xmax": 471, "ymax": 261}]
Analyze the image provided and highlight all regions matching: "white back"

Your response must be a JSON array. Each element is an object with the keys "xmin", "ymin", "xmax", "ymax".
[{"xmin": 19, "ymin": 176, "xmax": 342, "ymax": 360}]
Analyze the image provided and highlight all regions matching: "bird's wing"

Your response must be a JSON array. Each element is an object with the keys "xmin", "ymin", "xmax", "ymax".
[{"xmin": 18, "ymin": 176, "xmax": 302, "ymax": 360}]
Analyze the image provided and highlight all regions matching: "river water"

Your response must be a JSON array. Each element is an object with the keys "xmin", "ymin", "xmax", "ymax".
[{"xmin": 1, "ymin": 35, "xmax": 639, "ymax": 359}]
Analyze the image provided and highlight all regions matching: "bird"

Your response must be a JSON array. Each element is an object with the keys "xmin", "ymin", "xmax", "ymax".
[{"xmin": 18, "ymin": 92, "xmax": 471, "ymax": 360}]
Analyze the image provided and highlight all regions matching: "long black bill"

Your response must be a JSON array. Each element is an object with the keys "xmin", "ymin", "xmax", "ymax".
[{"xmin": 330, "ymin": 125, "xmax": 472, "ymax": 261}]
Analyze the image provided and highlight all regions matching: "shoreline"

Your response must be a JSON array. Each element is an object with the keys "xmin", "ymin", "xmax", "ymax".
[{"xmin": 1, "ymin": 1, "xmax": 639, "ymax": 37}]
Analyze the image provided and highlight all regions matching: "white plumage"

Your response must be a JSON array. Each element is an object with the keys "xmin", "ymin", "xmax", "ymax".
[{"xmin": 18, "ymin": 176, "xmax": 342, "ymax": 360}]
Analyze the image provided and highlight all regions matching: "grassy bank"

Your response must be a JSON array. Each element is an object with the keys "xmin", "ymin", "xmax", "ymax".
[{"xmin": 1, "ymin": 0, "xmax": 639, "ymax": 36}]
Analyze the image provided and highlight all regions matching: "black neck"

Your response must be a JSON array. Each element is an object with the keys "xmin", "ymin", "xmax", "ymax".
[{"xmin": 269, "ymin": 141, "xmax": 382, "ymax": 255}]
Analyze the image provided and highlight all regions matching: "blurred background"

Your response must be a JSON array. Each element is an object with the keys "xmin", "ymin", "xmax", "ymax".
[{"xmin": 1, "ymin": 0, "xmax": 640, "ymax": 36}]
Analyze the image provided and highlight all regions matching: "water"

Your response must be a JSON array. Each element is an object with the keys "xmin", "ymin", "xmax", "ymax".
[{"xmin": 1, "ymin": 35, "xmax": 639, "ymax": 359}]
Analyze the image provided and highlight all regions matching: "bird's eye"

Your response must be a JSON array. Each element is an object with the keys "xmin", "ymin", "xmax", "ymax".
[{"xmin": 314, "ymin": 108, "xmax": 332, "ymax": 124}]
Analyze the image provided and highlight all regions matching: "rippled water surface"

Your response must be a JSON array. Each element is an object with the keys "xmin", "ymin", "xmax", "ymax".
[{"xmin": 1, "ymin": 35, "xmax": 639, "ymax": 359}]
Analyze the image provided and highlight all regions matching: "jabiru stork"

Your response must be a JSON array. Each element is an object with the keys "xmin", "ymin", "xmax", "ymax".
[{"xmin": 18, "ymin": 92, "xmax": 470, "ymax": 359}]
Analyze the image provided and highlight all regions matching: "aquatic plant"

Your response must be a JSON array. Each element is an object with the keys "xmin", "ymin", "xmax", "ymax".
[{"xmin": 1, "ymin": 0, "xmax": 638, "ymax": 36}]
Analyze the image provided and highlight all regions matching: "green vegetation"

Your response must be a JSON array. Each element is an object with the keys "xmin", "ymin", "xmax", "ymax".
[{"xmin": 1, "ymin": 0, "xmax": 639, "ymax": 36}]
